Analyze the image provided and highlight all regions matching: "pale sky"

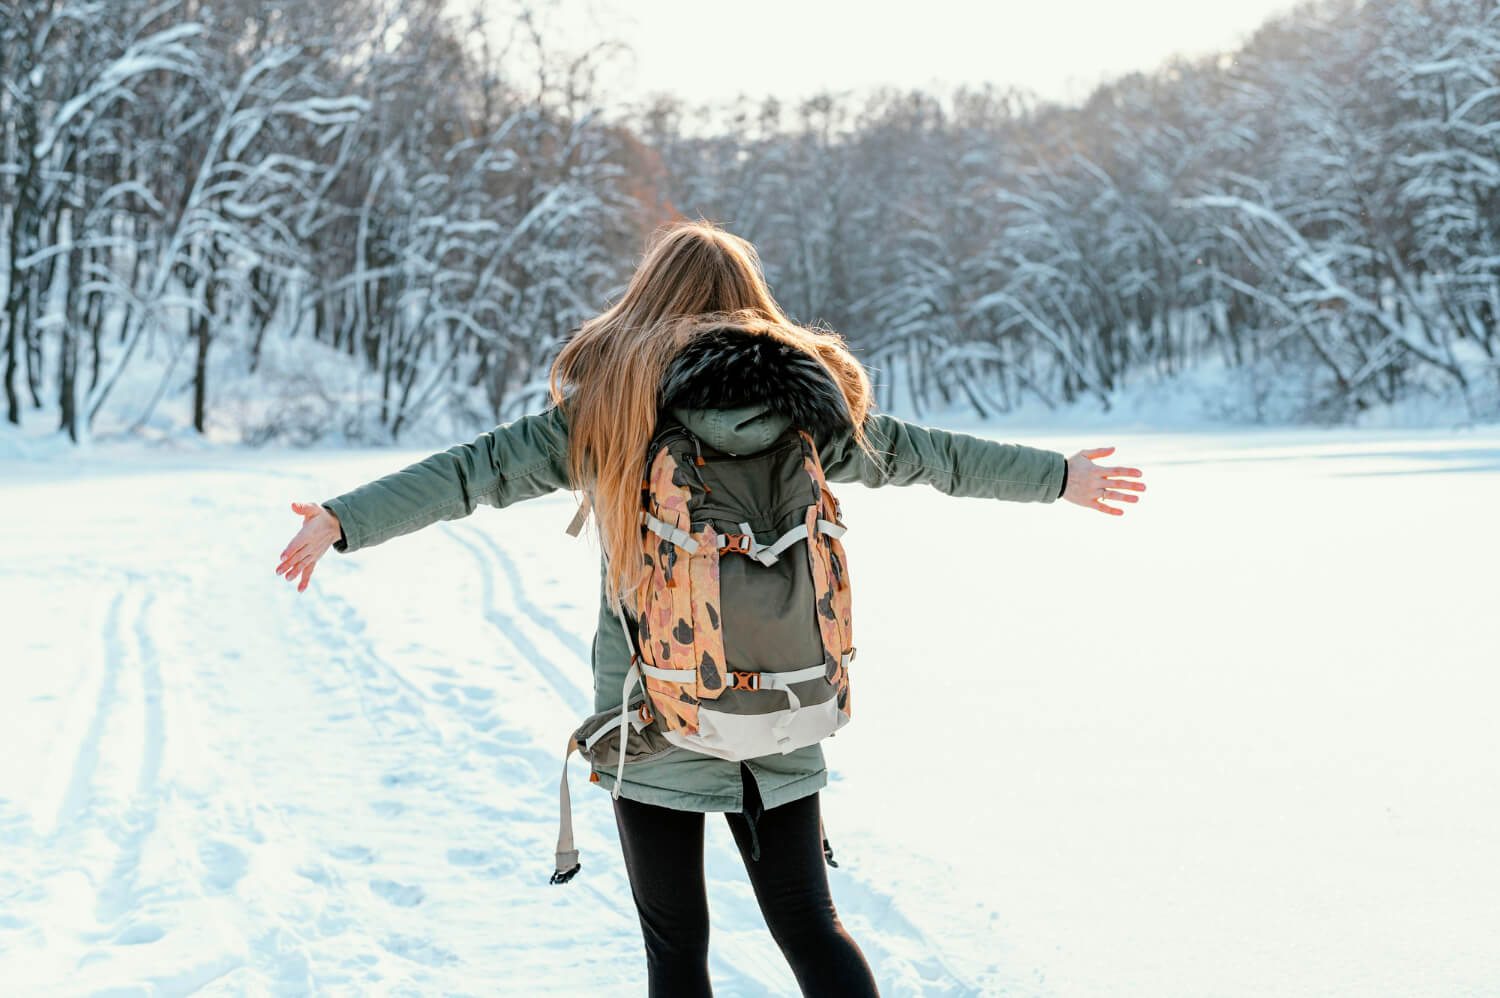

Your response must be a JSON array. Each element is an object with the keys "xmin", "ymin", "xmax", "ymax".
[{"xmin": 462, "ymin": 0, "xmax": 1302, "ymax": 108}]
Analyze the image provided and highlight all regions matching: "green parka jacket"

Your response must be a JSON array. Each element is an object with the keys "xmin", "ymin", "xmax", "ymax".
[{"xmin": 322, "ymin": 402, "xmax": 1065, "ymax": 813}]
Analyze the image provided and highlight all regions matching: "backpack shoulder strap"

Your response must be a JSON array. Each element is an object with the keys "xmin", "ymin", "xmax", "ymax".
[{"xmin": 563, "ymin": 492, "xmax": 592, "ymax": 537}]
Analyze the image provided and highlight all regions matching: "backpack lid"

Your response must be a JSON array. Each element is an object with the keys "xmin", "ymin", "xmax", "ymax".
[{"xmin": 669, "ymin": 405, "xmax": 790, "ymax": 457}]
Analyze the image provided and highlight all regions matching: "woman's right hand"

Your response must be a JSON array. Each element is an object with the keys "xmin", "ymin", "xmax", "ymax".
[{"xmin": 276, "ymin": 501, "xmax": 342, "ymax": 593}]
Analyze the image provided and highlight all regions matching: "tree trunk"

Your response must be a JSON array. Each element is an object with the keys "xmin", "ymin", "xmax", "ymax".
[
  {"xmin": 26, "ymin": 228, "xmax": 56, "ymax": 408},
  {"xmin": 5, "ymin": 36, "xmax": 40, "ymax": 425},
  {"xmin": 58, "ymin": 218, "xmax": 82, "ymax": 442},
  {"xmin": 3, "ymin": 312, "xmax": 17, "ymax": 426},
  {"xmin": 192, "ymin": 280, "xmax": 217, "ymax": 434}
]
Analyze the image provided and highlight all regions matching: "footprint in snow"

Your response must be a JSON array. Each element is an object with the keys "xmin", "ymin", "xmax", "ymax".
[
  {"xmin": 492, "ymin": 755, "xmax": 538, "ymax": 784},
  {"xmin": 328, "ymin": 844, "xmax": 375, "ymax": 864},
  {"xmin": 115, "ymin": 922, "xmax": 165, "ymax": 946},
  {"xmin": 446, "ymin": 848, "xmax": 517, "ymax": 877},
  {"xmin": 381, "ymin": 933, "xmax": 455, "ymax": 967},
  {"xmin": 445, "ymin": 848, "xmax": 491, "ymax": 867},
  {"xmin": 295, "ymin": 863, "xmax": 332, "ymax": 885},
  {"xmin": 199, "ymin": 840, "xmax": 249, "ymax": 893},
  {"xmin": 380, "ymin": 768, "xmax": 431, "ymax": 788},
  {"xmin": 370, "ymin": 879, "xmax": 424, "ymax": 908}
]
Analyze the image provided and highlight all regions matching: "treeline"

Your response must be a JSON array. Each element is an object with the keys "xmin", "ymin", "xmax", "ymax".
[
  {"xmin": 2, "ymin": 0, "xmax": 655, "ymax": 443},
  {"xmin": 3, "ymin": 0, "xmax": 1498, "ymax": 443},
  {"xmin": 654, "ymin": 0, "xmax": 1500, "ymax": 419}
]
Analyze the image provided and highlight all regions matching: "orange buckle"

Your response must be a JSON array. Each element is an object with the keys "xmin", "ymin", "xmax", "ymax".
[
  {"xmin": 722, "ymin": 533, "xmax": 752, "ymax": 555},
  {"xmin": 637, "ymin": 703, "xmax": 653, "ymax": 724},
  {"xmin": 728, "ymin": 671, "xmax": 760, "ymax": 692}
]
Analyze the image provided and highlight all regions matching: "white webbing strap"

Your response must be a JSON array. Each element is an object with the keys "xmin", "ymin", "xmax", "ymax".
[
  {"xmin": 719, "ymin": 519, "xmax": 847, "ymax": 566},
  {"xmin": 553, "ymin": 684, "xmax": 655, "ymax": 885},
  {"xmin": 749, "ymin": 520, "xmax": 804, "ymax": 566},
  {"xmin": 641, "ymin": 663, "xmax": 697, "ymax": 683},
  {"xmin": 551, "ymin": 735, "xmax": 581, "ymax": 883},
  {"xmin": 583, "ymin": 708, "xmax": 647, "ymax": 753},
  {"xmin": 617, "ymin": 606, "xmax": 636, "ymax": 658},
  {"xmin": 641, "ymin": 512, "xmax": 698, "ymax": 554},
  {"xmin": 614, "ymin": 662, "xmax": 642, "ymax": 799},
  {"xmin": 612, "ymin": 607, "xmax": 647, "ymax": 799},
  {"xmin": 755, "ymin": 662, "xmax": 828, "ymax": 745},
  {"xmin": 754, "ymin": 663, "xmax": 829, "ymax": 693}
]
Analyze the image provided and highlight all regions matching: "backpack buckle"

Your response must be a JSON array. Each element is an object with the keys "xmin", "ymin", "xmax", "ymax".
[
  {"xmin": 722, "ymin": 533, "xmax": 752, "ymax": 555},
  {"xmin": 728, "ymin": 671, "xmax": 760, "ymax": 692}
]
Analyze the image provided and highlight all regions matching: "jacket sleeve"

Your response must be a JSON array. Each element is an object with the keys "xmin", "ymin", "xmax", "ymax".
[
  {"xmin": 320, "ymin": 404, "xmax": 572, "ymax": 554},
  {"xmin": 816, "ymin": 413, "xmax": 1065, "ymax": 503}
]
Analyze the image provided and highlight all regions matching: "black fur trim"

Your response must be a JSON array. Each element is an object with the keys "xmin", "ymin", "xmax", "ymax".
[{"xmin": 661, "ymin": 328, "xmax": 851, "ymax": 434}]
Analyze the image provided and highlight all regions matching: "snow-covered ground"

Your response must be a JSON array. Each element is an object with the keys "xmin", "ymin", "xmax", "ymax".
[{"xmin": 1, "ymin": 423, "xmax": 1496, "ymax": 997}]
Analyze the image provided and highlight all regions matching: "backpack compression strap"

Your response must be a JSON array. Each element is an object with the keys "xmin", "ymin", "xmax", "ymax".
[{"xmin": 714, "ymin": 519, "xmax": 846, "ymax": 567}]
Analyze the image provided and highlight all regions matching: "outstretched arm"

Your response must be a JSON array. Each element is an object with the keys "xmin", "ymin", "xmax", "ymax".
[
  {"xmin": 817, "ymin": 413, "xmax": 1065, "ymax": 502},
  {"xmin": 817, "ymin": 413, "xmax": 1144, "ymax": 513},
  {"xmin": 275, "ymin": 405, "xmax": 572, "ymax": 592}
]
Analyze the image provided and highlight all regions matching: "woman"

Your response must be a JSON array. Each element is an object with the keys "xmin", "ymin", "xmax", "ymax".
[{"xmin": 276, "ymin": 221, "xmax": 1145, "ymax": 997}]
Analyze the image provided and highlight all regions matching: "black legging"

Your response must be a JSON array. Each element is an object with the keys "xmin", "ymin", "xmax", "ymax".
[{"xmin": 612, "ymin": 763, "xmax": 881, "ymax": 997}]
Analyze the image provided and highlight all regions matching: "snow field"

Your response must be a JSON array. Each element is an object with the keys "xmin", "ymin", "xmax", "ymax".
[{"xmin": 1, "ymin": 425, "xmax": 1496, "ymax": 996}]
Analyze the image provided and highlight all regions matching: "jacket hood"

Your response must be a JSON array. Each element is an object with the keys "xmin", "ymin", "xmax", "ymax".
[{"xmin": 660, "ymin": 328, "xmax": 851, "ymax": 454}]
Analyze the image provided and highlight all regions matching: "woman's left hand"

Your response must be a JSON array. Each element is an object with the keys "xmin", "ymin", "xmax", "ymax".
[{"xmin": 1063, "ymin": 447, "xmax": 1146, "ymax": 516}]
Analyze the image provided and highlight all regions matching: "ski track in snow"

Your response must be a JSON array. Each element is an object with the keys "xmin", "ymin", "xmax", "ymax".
[
  {"xmin": 0, "ymin": 451, "xmax": 973, "ymax": 994},
  {"xmin": 5, "ymin": 428, "xmax": 1496, "ymax": 997},
  {"xmin": 445, "ymin": 522, "xmax": 592, "ymax": 715},
  {"xmin": 52, "ymin": 589, "xmax": 130, "ymax": 838}
]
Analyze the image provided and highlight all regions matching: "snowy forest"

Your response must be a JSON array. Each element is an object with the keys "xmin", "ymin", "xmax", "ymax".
[{"xmin": 3, "ymin": 0, "xmax": 1499, "ymax": 445}]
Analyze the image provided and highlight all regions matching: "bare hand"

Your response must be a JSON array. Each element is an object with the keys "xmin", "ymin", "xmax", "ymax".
[
  {"xmin": 276, "ymin": 501, "xmax": 342, "ymax": 593},
  {"xmin": 1063, "ymin": 447, "xmax": 1146, "ymax": 516}
]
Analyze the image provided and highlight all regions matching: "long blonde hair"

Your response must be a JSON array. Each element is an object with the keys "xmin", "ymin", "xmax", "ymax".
[{"xmin": 549, "ymin": 220, "xmax": 874, "ymax": 609}]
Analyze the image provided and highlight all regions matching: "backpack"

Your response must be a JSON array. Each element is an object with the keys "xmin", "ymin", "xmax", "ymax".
[{"xmin": 549, "ymin": 418, "xmax": 854, "ymax": 883}]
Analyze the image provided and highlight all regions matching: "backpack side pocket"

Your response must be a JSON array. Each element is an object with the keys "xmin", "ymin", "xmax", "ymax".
[
  {"xmin": 686, "ymin": 524, "xmax": 729, "ymax": 702},
  {"xmin": 637, "ymin": 446, "xmax": 702, "ymax": 734},
  {"xmin": 800, "ymin": 432, "xmax": 854, "ymax": 718}
]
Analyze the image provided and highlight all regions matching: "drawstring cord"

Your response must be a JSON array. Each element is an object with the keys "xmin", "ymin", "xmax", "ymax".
[
  {"xmin": 687, "ymin": 433, "xmax": 712, "ymax": 492},
  {"xmin": 739, "ymin": 762, "xmax": 764, "ymax": 862}
]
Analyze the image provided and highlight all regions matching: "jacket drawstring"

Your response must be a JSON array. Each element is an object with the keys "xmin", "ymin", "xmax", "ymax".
[{"xmin": 739, "ymin": 762, "xmax": 764, "ymax": 862}]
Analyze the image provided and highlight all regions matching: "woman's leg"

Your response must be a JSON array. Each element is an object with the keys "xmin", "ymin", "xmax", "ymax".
[
  {"xmin": 612, "ymin": 793, "xmax": 714, "ymax": 998},
  {"xmin": 724, "ymin": 766, "xmax": 880, "ymax": 997}
]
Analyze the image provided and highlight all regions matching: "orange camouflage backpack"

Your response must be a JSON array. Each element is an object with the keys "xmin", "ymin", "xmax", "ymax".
[{"xmin": 550, "ymin": 415, "xmax": 855, "ymax": 883}]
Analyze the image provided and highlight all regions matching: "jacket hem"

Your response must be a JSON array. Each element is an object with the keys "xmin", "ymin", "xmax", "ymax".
[
  {"xmin": 754, "ymin": 766, "xmax": 828, "ymax": 811},
  {"xmin": 592, "ymin": 761, "xmax": 828, "ymax": 814},
  {"xmin": 592, "ymin": 769, "xmax": 744, "ymax": 812}
]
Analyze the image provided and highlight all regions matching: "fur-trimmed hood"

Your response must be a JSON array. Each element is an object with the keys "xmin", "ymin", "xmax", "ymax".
[{"xmin": 659, "ymin": 328, "xmax": 852, "ymax": 438}]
